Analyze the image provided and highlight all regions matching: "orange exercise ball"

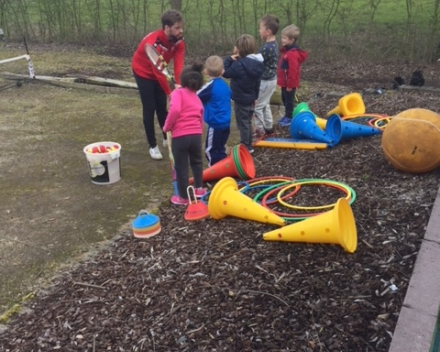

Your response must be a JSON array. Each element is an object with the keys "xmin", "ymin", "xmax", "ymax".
[{"xmin": 381, "ymin": 108, "xmax": 440, "ymax": 174}]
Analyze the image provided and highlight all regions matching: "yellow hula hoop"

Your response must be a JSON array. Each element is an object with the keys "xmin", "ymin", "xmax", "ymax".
[
  {"xmin": 374, "ymin": 117, "xmax": 392, "ymax": 129},
  {"xmin": 276, "ymin": 179, "xmax": 353, "ymax": 211},
  {"xmin": 247, "ymin": 178, "xmax": 294, "ymax": 187},
  {"xmin": 342, "ymin": 113, "xmax": 388, "ymax": 121},
  {"xmin": 238, "ymin": 177, "xmax": 295, "ymax": 192}
]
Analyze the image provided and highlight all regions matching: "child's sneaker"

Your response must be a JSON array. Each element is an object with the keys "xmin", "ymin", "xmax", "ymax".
[
  {"xmin": 149, "ymin": 146, "xmax": 163, "ymax": 160},
  {"xmin": 171, "ymin": 195, "xmax": 189, "ymax": 205},
  {"xmin": 265, "ymin": 128, "xmax": 275, "ymax": 137},
  {"xmin": 278, "ymin": 116, "xmax": 292, "ymax": 127},
  {"xmin": 194, "ymin": 187, "xmax": 207, "ymax": 198}
]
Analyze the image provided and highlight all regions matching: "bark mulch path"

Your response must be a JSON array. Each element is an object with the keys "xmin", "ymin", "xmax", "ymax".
[{"xmin": 1, "ymin": 68, "xmax": 440, "ymax": 351}]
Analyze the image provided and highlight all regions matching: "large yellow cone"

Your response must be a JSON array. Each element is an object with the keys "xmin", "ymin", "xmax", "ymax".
[
  {"xmin": 208, "ymin": 177, "xmax": 285, "ymax": 226},
  {"xmin": 263, "ymin": 198, "xmax": 357, "ymax": 253},
  {"xmin": 326, "ymin": 93, "xmax": 365, "ymax": 117}
]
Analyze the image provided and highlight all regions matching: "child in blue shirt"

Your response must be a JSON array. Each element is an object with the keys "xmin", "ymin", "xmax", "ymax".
[{"xmin": 198, "ymin": 56, "xmax": 232, "ymax": 167}]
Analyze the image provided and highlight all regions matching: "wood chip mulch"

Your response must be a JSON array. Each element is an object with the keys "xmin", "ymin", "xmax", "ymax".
[{"xmin": 1, "ymin": 79, "xmax": 440, "ymax": 351}]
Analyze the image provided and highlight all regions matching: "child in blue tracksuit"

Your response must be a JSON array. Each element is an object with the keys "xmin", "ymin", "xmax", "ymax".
[
  {"xmin": 198, "ymin": 55, "xmax": 232, "ymax": 167},
  {"xmin": 223, "ymin": 34, "xmax": 265, "ymax": 153}
]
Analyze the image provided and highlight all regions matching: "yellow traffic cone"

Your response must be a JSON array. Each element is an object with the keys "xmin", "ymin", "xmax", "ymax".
[
  {"xmin": 208, "ymin": 177, "xmax": 285, "ymax": 226},
  {"xmin": 263, "ymin": 198, "xmax": 357, "ymax": 253},
  {"xmin": 326, "ymin": 93, "xmax": 365, "ymax": 117}
]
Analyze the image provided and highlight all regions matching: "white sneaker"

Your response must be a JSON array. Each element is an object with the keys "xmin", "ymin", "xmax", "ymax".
[
  {"xmin": 149, "ymin": 146, "xmax": 163, "ymax": 160},
  {"xmin": 163, "ymin": 139, "xmax": 168, "ymax": 148}
]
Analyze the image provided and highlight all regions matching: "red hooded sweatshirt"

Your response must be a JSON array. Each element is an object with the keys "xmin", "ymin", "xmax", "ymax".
[
  {"xmin": 276, "ymin": 44, "xmax": 308, "ymax": 89},
  {"xmin": 132, "ymin": 29, "xmax": 185, "ymax": 95}
]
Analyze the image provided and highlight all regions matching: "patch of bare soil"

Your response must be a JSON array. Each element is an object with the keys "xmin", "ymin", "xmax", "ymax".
[
  {"xmin": 304, "ymin": 57, "xmax": 440, "ymax": 91},
  {"xmin": 1, "ymin": 62, "xmax": 440, "ymax": 351}
]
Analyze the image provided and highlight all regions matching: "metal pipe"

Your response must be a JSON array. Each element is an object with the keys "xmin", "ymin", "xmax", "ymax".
[{"xmin": 0, "ymin": 55, "xmax": 29, "ymax": 65}]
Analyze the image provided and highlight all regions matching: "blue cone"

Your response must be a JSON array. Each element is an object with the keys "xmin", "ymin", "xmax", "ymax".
[
  {"xmin": 290, "ymin": 111, "xmax": 334, "ymax": 145},
  {"xmin": 325, "ymin": 114, "xmax": 382, "ymax": 146}
]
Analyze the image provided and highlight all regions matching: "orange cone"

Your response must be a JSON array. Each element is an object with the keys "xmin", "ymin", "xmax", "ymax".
[
  {"xmin": 263, "ymin": 198, "xmax": 357, "ymax": 253},
  {"xmin": 190, "ymin": 144, "xmax": 255, "ymax": 184},
  {"xmin": 184, "ymin": 186, "xmax": 209, "ymax": 221},
  {"xmin": 185, "ymin": 201, "xmax": 209, "ymax": 221},
  {"xmin": 208, "ymin": 177, "xmax": 285, "ymax": 226}
]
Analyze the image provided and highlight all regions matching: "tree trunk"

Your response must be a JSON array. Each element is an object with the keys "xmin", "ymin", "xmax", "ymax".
[{"xmin": 170, "ymin": 0, "xmax": 182, "ymax": 11}]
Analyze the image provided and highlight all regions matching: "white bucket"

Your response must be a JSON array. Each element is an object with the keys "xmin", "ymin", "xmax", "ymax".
[{"xmin": 83, "ymin": 141, "xmax": 121, "ymax": 185}]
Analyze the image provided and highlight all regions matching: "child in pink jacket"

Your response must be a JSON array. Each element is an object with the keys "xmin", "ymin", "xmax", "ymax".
[{"xmin": 163, "ymin": 62, "xmax": 207, "ymax": 205}]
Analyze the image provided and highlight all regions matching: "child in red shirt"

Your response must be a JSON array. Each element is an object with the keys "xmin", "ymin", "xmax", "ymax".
[{"xmin": 277, "ymin": 24, "xmax": 308, "ymax": 127}]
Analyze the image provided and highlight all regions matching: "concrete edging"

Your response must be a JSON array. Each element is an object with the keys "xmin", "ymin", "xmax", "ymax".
[{"xmin": 388, "ymin": 186, "xmax": 440, "ymax": 352}]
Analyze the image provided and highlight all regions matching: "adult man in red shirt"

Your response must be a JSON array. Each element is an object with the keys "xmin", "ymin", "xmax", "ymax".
[{"xmin": 132, "ymin": 10, "xmax": 184, "ymax": 160}]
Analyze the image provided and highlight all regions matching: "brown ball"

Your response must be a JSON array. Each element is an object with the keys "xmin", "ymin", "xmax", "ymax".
[{"xmin": 381, "ymin": 108, "xmax": 440, "ymax": 173}]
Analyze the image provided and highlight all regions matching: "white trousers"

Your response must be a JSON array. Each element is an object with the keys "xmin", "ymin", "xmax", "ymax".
[{"xmin": 254, "ymin": 78, "xmax": 277, "ymax": 132}]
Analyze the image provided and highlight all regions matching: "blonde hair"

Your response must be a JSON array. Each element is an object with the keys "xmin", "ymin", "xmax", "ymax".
[
  {"xmin": 282, "ymin": 24, "xmax": 300, "ymax": 41},
  {"xmin": 204, "ymin": 55, "xmax": 224, "ymax": 77},
  {"xmin": 235, "ymin": 34, "xmax": 256, "ymax": 58}
]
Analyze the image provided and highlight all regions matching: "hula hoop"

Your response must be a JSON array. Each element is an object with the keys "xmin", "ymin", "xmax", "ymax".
[
  {"xmin": 240, "ymin": 184, "xmax": 277, "ymax": 197},
  {"xmin": 232, "ymin": 145, "xmax": 247, "ymax": 179},
  {"xmin": 231, "ymin": 146, "xmax": 243, "ymax": 178},
  {"xmin": 342, "ymin": 113, "xmax": 388, "ymax": 121},
  {"xmin": 200, "ymin": 191, "xmax": 210, "ymax": 204},
  {"xmin": 368, "ymin": 118, "xmax": 378, "ymax": 127},
  {"xmin": 237, "ymin": 180, "xmax": 250, "ymax": 193},
  {"xmin": 341, "ymin": 116, "xmax": 373, "ymax": 123},
  {"xmin": 242, "ymin": 177, "xmax": 299, "ymax": 204},
  {"xmin": 372, "ymin": 117, "xmax": 392, "ymax": 129},
  {"xmin": 276, "ymin": 179, "xmax": 356, "ymax": 211},
  {"xmin": 245, "ymin": 179, "xmax": 301, "ymax": 204},
  {"xmin": 254, "ymin": 181, "xmax": 355, "ymax": 221},
  {"xmin": 246, "ymin": 176, "xmax": 294, "ymax": 184}
]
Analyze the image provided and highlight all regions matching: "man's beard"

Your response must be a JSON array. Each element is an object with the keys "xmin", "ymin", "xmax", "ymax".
[{"xmin": 168, "ymin": 34, "xmax": 181, "ymax": 43}]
